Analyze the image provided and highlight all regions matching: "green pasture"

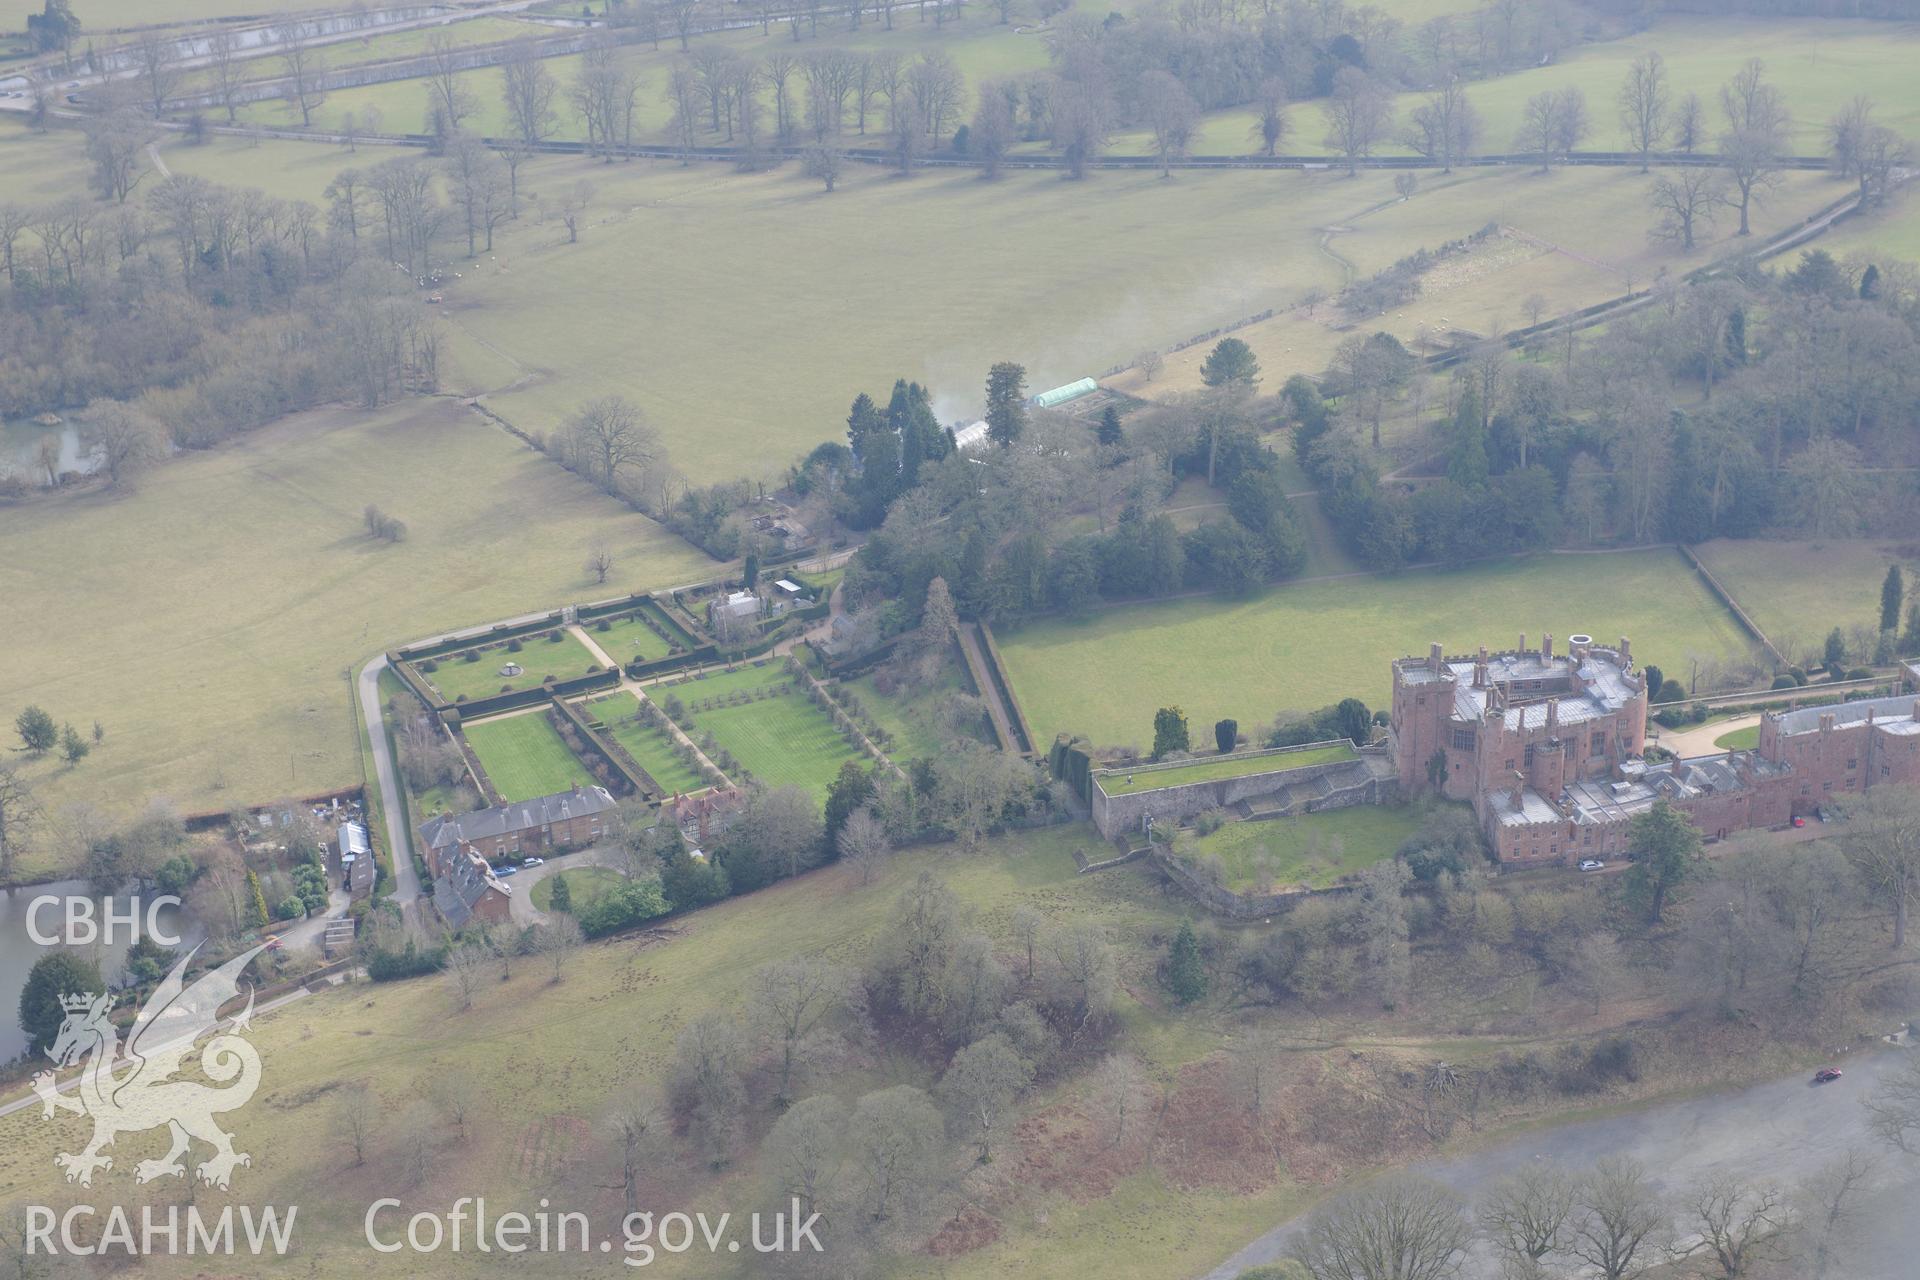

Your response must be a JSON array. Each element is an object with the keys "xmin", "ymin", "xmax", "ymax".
[
  {"xmin": 232, "ymin": 17, "xmax": 1049, "ymax": 139},
  {"xmin": 1179, "ymin": 804, "xmax": 1425, "ymax": 892},
  {"xmin": 422, "ymin": 630, "xmax": 602, "ymax": 702},
  {"xmin": 588, "ymin": 691, "xmax": 710, "ymax": 795},
  {"xmin": 0, "ymin": 823, "xmax": 1284, "ymax": 1280},
  {"xmin": 1099, "ymin": 743, "xmax": 1358, "ymax": 796},
  {"xmin": 462, "ymin": 710, "xmax": 594, "ymax": 802},
  {"xmin": 997, "ymin": 549, "xmax": 1754, "ymax": 748},
  {"xmin": 665, "ymin": 663, "xmax": 864, "ymax": 798},
  {"xmin": 0, "ymin": 0, "xmax": 306, "ymax": 27},
  {"xmin": 448, "ymin": 158, "xmax": 1359, "ymax": 482},
  {"xmin": 1692, "ymin": 538, "xmax": 1920, "ymax": 665},
  {"xmin": 530, "ymin": 862, "xmax": 625, "ymax": 911},
  {"xmin": 1156, "ymin": 16, "xmax": 1920, "ymax": 159},
  {"xmin": 0, "ymin": 399, "xmax": 708, "ymax": 869}
]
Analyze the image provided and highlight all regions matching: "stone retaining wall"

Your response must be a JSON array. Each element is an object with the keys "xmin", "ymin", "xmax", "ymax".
[{"xmin": 1090, "ymin": 745, "xmax": 1395, "ymax": 838}]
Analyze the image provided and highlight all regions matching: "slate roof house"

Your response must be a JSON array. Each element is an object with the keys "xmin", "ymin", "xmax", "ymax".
[
  {"xmin": 418, "ymin": 784, "xmax": 617, "ymax": 865},
  {"xmin": 431, "ymin": 845, "xmax": 512, "ymax": 930}
]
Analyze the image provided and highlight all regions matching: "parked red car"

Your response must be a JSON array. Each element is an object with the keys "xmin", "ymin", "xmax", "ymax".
[{"xmin": 1813, "ymin": 1067, "xmax": 1843, "ymax": 1084}]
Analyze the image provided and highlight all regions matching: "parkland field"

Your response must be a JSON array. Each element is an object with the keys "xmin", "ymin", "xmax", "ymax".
[
  {"xmin": 0, "ymin": 398, "xmax": 708, "ymax": 866},
  {"xmin": 997, "ymin": 550, "xmax": 1756, "ymax": 748},
  {"xmin": 0, "ymin": 826, "xmax": 1303, "ymax": 1280},
  {"xmin": 1692, "ymin": 538, "xmax": 1920, "ymax": 665}
]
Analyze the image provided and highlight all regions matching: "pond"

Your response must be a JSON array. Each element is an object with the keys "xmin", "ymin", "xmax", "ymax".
[
  {"xmin": 0, "ymin": 881, "xmax": 203, "ymax": 1065},
  {"xmin": 0, "ymin": 418, "xmax": 96, "ymax": 483}
]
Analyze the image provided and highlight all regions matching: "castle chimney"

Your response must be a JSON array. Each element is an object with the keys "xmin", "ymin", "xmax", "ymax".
[
  {"xmin": 1519, "ymin": 632, "xmax": 1527, "ymax": 654},
  {"xmin": 1429, "ymin": 641, "xmax": 1444, "ymax": 673},
  {"xmin": 1820, "ymin": 713, "xmax": 1836, "ymax": 735},
  {"xmin": 1547, "ymin": 699, "xmax": 1559, "ymax": 732},
  {"xmin": 1543, "ymin": 633, "xmax": 1554, "ymax": 660},
  {"xmin": 1619, "ymin": 636, "xmax": 1632, "ymax": 663}
]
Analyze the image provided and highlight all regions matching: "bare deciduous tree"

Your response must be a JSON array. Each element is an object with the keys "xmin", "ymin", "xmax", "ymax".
[
  {"xmin": 1618, "ymin": 51, "xmax": 1669, "ymax": 172},
  {"xmin": 1292, "ymin": 1176, "xmax": 1472, "ymax": 1280},
  {"xmin": 670, "ymin": 1012, "xmax": 748, "ymax": 1166},
  {"xmin": 0, "ymin": 765, "xmax": 40, "ymax": 882},
  {"xmin": 337, "ymin": 1083, "xmax": 379, "ymax": 1167},
  {"xmin": 1716, "ymin": 59, "xmax": 1788, "ymax": 236},
  {"xmin": 1322, "ymin": 67, "xmax": 1391, "ymax": 176},
  {"xmin": 938, "ymin": 1032, "xmax": 1032, "ymax": 1162},
  {"xmin": 539, "ymin": 914, "xmax": 584, "ymax": 982},
  {"xmin": 565, "ymin": 394, "xmax": 655, "ymax": 493},
  {"xmin": 749, "ymin": 957, "xmax": 852, "ymax": 1107},
  {"xmin": 848, "ymin": 1085, "xmax": 945, "ymax": 1222},
  {"xmin": 273, "ymin": 22, "xmax": 326, "ymax": 127},
  {"xmin": 1405, "ymin": 77, "xmax": 1478, "ymax": 173},
  {"xmin": 500, "ymin": 38, "xmax": 559, "ymax": 144},
  {"xmin": 1648, "ymin": 166, "xmax": 1724, "ymax": 252},
  {"xmin": 1689, "ymin": 1173, "xmax": 1786, "ymax": 1278},
  {"xmin": 1835, "ymin": 777, "xmax": 1920, "ymax": 949},
  {"xmin": 1568, "ymin": 1157, "xmax": 1668, "ymax": 1280},
  {"xmin": 837, "ymin": 806, "xmax": 892, "ymax": 884},
  {"xmin": 443, "ymin": 940, "xmax": 489, "ymax": 1010},
  {"xmin": 1788, "ymin": 1149, "xmax": 1876, "ymax": 1280},
  {"xmin": 1480, "ymin": 1164, "xmax": 1577, "ymax": 1278},
  {"xmin": 206, "ymin": 28, "xmax": 244, "ymax": 124}
]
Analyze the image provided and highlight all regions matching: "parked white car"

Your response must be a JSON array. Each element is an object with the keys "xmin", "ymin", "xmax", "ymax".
[{"xmin": 1578, "ymin": 859, "xmax": 1606, "ymax": 872}]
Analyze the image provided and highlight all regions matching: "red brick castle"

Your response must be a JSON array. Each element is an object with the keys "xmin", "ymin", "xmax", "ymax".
[{"xmin": 1392, "ymin": 636, "xmax": 1920, "ymax": 865}]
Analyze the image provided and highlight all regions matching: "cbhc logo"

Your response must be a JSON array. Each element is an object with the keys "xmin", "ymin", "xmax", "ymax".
[{"xmin": 26, "ymin": 896, "xmax": 183, "ymax": 947}]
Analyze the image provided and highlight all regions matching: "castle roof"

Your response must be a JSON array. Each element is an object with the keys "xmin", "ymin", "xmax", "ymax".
[{"xmin": 1771, "ymin": 694, "xmax": 1920, "ymax": 737}]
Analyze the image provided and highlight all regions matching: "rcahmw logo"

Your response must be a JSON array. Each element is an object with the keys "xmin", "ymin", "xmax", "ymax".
[
  {"xmin": 24, "ymin": 1203, "xmax": 297, "ymax": 1258},
  {"xmin": 33, "ymin": 943, "xmax": 268, "ymax": 1190}
]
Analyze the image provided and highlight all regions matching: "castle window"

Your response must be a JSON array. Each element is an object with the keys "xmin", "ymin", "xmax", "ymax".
[
  {"xmin": 1592, "ymin": 733, "xmax": 1605, "ymax": 753},
  {"xmin": 1847, "ymin": 758, "xmax": 1857, "ymax": 770},
  {"xmin": 1451, "ymin": 727, "xmax": 1476, "ymax": 750}
]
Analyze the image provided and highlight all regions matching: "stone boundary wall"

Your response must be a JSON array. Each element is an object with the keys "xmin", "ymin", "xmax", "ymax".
[
  {"xmin": 976, "ymin": 622, "xmax": 1038, "ymax": 755},
  {"xmin": 1089, "ymin": 743, "xmax": 1384, "ymax": 838},
  {"xmin": 1677, "ymin": 544, "xmax": 1787, "ymax": 667},
  {"xmin": 550, "ymin": 694, "xmax": 656, "ymax": 800},
  {"xmin": 1148, "ymin": 845, "xmax": 1360, "ymax": 920}
]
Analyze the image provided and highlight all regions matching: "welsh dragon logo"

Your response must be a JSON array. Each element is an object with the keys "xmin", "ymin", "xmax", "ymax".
[{"xmin": 33, "ymin": 943, "xmax": 268, "ymax": 1189}]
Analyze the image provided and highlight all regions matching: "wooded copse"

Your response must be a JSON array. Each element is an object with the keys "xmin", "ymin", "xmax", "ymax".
[{"xmin": 1295, "ymin": 248, "xmax": 1920, "ymax": 583}]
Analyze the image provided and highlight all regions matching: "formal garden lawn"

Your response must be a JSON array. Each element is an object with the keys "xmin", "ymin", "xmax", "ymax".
[
  {"xmin": 586, "ymin": 602, "xmax": 702, "ymax": 666},
  {"xmin": 461, "ymin": 712, "xmax": 595, "ymax": 803},
  {"xmin": 997, "ymin": 550, "xmax": 1753, "ymax": 748},
  {"xmin": 661, "ymin": 664, "xmax": 864, "ymax": 800},
  {"xmin": 1691, "ymin": 539, "xmax": 1920, "ymax": 667},
  {"xmin": 420, "ymin": 631, "xmax": 604, "ymax": 703},
  {"xmin": 1098, "ymin": 743, "xmax": 1358, "ymax": 796},
  {"xmin": 1715, "ymin": 725, "xmax": 1762, "ymax": 751},
  {"xmin": 530, "ymin": 864, "xmax": 626, "ymax": 913},
  {"xmin": 587, "ymin": 693, "xmax": 709, "ymax": 796},
  {"xmin": 1178, "ymin": 805, "xmax": 1427, "ymax": 893}
]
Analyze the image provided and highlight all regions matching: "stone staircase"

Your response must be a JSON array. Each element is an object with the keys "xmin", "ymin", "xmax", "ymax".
[{"xmin": 1235, "ymin": 759, "xmax": 1392, "ymax": 821}]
